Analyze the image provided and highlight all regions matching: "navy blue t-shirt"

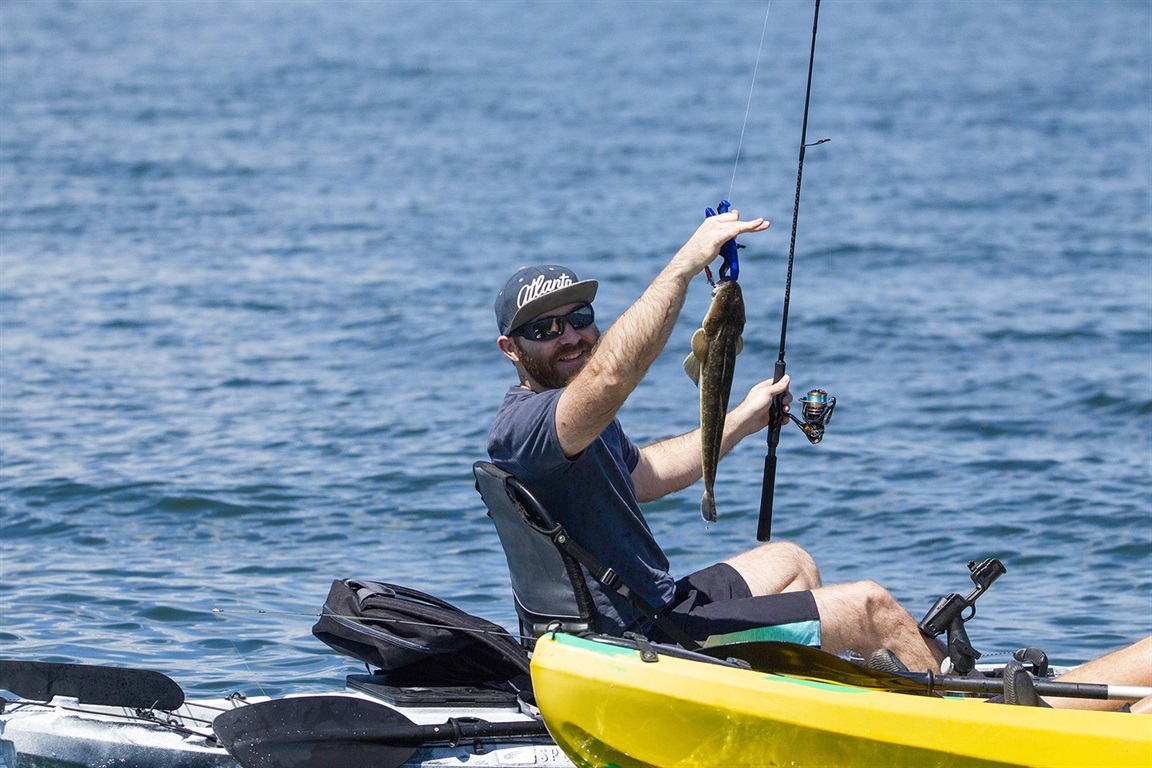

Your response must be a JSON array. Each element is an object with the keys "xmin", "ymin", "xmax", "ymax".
[{"xmin": 487, "ymin": 386, "xmax": 677, "ymax": 633}]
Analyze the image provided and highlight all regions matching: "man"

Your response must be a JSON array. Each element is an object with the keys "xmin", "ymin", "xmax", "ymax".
[{"xmin": 487, "ymin": 209, "xmax": 948, "ymax": 672}]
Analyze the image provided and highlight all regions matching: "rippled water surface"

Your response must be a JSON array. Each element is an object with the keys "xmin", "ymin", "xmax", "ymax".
[{"xmin": 2, "ymin": 0, "xmax": 1149, "ymax": 697}]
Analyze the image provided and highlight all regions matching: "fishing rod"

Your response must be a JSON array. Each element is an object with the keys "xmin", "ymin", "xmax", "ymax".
[{"xmin": 757, "ymin": 0, "xmax": 833, "ymax": 541}]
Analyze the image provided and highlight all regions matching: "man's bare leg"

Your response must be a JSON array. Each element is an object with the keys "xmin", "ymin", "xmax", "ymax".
[{"xmin": 1045, "ymin": 636, "xmax": 1152, "ymax": 711}]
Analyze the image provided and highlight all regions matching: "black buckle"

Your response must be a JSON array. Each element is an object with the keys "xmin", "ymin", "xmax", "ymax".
[{"xmin": 624, "ymin": 632, "xmax": 659, "ymax": 663}]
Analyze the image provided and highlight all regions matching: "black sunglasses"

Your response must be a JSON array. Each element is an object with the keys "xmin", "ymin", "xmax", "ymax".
[{"xmin": 511, "ymin": 304, "xmax": 596, "ymax": 341}]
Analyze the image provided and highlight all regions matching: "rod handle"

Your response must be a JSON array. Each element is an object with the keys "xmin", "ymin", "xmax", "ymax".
[
  {"xmin": 756, "ymin": 359, "xmax": 788, "ymax": 541},
  {"xmin": 757, "ymin": 453, "xmax": 777, "ymax": 541}
]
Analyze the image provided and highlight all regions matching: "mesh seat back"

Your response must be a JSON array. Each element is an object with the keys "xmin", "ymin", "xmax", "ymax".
[{"xmin": 473, "ymin": 461, "xmax": 593, "ymax": 638}]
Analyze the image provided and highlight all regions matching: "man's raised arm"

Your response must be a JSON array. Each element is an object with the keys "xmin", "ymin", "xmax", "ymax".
[{"xmin": 555, "ymin": 211, "xmax": 769, "ymax": 458}]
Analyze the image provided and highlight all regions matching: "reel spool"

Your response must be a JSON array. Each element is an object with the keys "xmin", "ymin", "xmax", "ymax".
[{"xmin": 790, "ymin": 388, "xmax": 836, "ymax": 444}]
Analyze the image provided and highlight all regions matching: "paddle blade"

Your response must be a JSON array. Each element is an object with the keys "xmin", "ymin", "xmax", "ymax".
[
  {"xmin": 698, "ymin": 641, "xmax": 1152, "ymax": 702},
  {"xmin": 213, "ymin": 696, "xmax": 418, "ymax": 768},
  {"xmin": 699, "ymin": 641, "xmax": 931, "ymax": 694},
  {"xmin": 0, "ymin": 659, "xmax": 184, "ymax": 710}
]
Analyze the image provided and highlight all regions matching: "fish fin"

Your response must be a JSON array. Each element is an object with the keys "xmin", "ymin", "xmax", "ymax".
[
  {"xmin": 687, "ymin": 335, "xmax": 738, "ymax": 384},
  {"xmin": 691, "ymin": 328, "xmax": 710, "ymax": 361},
  {"xmin": 683, "ymin": 329, "xmax": 709, "ymax": 386},
  {"xmin": 701, "ymin": 491, "xmax": 717, "ymax": 523},
  {"xmin": 683, "ymin": 351, "xmax": 701, "ymax": 386}
]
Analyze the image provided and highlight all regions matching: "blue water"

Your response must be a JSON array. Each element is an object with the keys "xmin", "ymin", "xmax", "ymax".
[{"xmin": 1, "ymin": 0, "xmax": 1149, "ymax": 698}]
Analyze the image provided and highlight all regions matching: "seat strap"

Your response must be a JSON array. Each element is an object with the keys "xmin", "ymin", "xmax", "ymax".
[
  {"xmin": 544, "ymin": 523, "xmax": 701, "ymax": 651},
  {"xmin": 487, "ymin": 463, "xmax": 701, "ymax": 652}
]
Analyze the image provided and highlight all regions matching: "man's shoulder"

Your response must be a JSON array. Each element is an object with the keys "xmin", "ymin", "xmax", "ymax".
[
  {"xmin": 488, "ymin": 386, "xmax": 568, "ymax": 469},
  {"xmin": 490, "ymin": 385, "xmax": 560, "ymax": 438},
  {"xmin": 495, "ymin": 385, "xmax": 561, "ymax": 416}
]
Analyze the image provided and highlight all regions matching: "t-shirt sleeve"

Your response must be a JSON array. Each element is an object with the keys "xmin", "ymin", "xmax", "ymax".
[
  {"xmin": 490, "ymin": 388, "xmax": 640, "ymax": 485},
  {"xmin": 489, "ymin": 388, "xmax": 570, "ymax": 481},
  {"xmin": 616, "ymin": 422, "xmax": 640, "ymax": 474}
]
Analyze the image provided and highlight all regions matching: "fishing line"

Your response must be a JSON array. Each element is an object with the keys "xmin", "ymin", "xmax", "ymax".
[
  {"xmin": 211, "ymin": 607, "xmax": 273, "ymax": 700},
  {"xmin": 727, "ymin": 0, "xmax": 773, "ymax": 200}
]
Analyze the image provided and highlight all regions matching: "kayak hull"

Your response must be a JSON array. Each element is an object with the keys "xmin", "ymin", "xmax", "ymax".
[
  {"xmin": 0, "ymin": 690, "xmax": 572, "ymax": 768},
  {"xmin": 530, "ymin": 633, "xmax": 1152, "ymax": 768},
  {"xmin": 0, "ymin": 697, "xmax": 238, "ymax": 768}
]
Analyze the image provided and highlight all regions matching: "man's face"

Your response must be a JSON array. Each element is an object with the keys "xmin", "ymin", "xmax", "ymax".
[{"xmin": 508, "ymin": 303, "xmax": 600, "ymax": 391}]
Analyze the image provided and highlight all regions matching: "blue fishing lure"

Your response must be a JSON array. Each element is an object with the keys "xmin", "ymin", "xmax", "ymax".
[{"xmin": 704, "ymin": 199, "xmax": 742, "ymax": 282}]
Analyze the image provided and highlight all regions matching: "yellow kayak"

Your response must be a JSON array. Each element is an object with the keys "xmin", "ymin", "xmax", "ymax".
[{"xmin": 530, "ymin": 632, "xmax": 1152, "ymax": 768}]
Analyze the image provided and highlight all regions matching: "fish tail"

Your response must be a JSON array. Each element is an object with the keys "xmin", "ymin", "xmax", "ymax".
[{"xmin": 701, "ymin": 490, "xmax": 717, "ymax": 523}]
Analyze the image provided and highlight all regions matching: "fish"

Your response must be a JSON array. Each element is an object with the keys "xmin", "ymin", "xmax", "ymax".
[{"xmin": 683, "ymin": 279, "xmax": 745, "ymax": 522}]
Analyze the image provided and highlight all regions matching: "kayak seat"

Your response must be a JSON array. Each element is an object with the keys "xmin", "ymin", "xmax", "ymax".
[
  {"xmin": 473, "ymin": 461, "xmax": 597, "ymax": 643},
  {"xmin": 474, "ymin": 461, "xmax": 701, "ymax": 651}
]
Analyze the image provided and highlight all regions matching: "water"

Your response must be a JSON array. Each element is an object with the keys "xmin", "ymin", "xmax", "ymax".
[{"xmin": 1, "ymin": 0, "xmax": 1149, "ymax": 698}]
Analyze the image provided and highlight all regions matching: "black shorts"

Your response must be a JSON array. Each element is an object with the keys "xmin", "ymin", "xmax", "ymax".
[{"xmin": 649, "ymin": 562, "xmax": 821, "ymax": 648}]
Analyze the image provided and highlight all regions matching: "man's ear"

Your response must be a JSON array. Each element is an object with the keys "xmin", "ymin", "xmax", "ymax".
[{"xmin": 497, "ymin": 335, "xmax": 520, "ymax": 363}]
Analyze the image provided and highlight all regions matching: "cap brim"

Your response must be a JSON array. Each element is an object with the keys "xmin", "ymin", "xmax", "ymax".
[{"xmin": 507, "ymin": 279, "xmax": 598, "ymax": 334}]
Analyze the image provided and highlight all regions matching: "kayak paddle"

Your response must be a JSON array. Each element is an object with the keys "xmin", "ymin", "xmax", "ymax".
[
  {"xmin": 0, "ymin": 659, "xmax": 184, "ymax": 710},
  {"xmin": 213, "ymin": 694, "xmax": 551, "ymax": 768},
  {"xmin": 701, "ymin": 641, "xmax": 1152, "ymax": 702}
]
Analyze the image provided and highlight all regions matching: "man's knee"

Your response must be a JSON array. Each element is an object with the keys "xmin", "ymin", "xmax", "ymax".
[
  {"xmin": 814, "ymin": 581, "xmax": 914, "ymax": 650},
  {"xmin": 846, "ymin": 580, "xmax": 907, "ymax": 621},
  {"xmin": 774, "ymin": 542, "xmax": 820, "ymax": 590},
  {"xmin": 724, "ymin": 540, "xmax": 820, "ymax": 595}
]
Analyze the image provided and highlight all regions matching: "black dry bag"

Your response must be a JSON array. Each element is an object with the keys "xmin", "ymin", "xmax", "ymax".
[{"xmin": 311, "ymin": 579, "xmax": 530, "ymax": 687}]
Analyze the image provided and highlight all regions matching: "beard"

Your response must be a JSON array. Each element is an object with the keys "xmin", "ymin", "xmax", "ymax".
[{"xmin": 514, "ymin": 334, "xmax": 597, "ymax": 391}]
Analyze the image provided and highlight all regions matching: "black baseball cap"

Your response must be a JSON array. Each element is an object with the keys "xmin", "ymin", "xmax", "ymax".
[{"xmin": 495, "ymin": 265, "xmax": 598, "ymax": 336}]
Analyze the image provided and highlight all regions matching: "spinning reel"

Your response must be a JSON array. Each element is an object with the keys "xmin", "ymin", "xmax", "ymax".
[{"xmin": 788, "ymin": 389, "xmax": 836, "ymax": 444}]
